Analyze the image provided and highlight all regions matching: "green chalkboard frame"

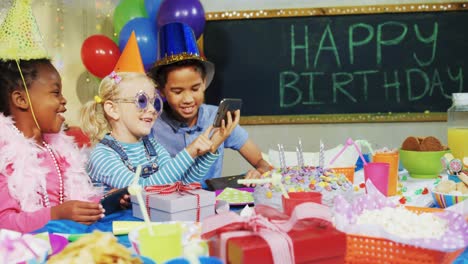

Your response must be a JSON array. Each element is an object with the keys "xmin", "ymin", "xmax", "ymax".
[{"xmin": 203, "ymin": 2, "xmax": 468, "ymax": 124}]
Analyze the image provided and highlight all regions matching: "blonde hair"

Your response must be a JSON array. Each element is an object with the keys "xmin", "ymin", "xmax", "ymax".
[{"xmin": 80, "ymin": 72, "xmax": 156, "ymax": 145}]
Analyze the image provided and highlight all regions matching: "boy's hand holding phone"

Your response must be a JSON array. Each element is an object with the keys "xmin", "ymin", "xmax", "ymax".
[
  {"xmin": 213, "ymin": 98, "xmax": 242, "ymax": 127},
  {"xmin": 186, "ymin": 98, "xmax": 242, "ymax": 157},
  {"xmin": 209, "ymin": 109, "xmax": 240, "ymax": 152}
]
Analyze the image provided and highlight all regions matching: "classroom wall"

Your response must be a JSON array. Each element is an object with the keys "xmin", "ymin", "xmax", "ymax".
[
  {"xmin": 200, "ymin": 0, "xmax": 458, "ymax": 176},
  {"xmin": 19, "ymin": 0, "xmax": 464, "ymax": 176}
]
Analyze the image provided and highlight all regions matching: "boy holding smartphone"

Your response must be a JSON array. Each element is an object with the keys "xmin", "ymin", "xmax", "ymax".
[{"xmin": 148, "ymin": 22, "xmax": 271, "ymax": 188}]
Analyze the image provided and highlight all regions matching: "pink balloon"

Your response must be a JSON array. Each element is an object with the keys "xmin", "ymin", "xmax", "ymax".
[{"xmin": 81, "ymin": 35, "xmax": 121, "ymax": 78}]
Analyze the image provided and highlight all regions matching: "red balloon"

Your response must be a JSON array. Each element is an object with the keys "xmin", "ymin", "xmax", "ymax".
[{"xmin": 81, "ymin": 35, "xmax": 120, "ymax": 78}]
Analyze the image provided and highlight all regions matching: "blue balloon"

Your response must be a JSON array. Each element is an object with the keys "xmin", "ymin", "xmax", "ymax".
[
  {"xmin": 144, "ymin": 0, "xmax": 162, "ymax": 24},
  {"xmin": 119, "ymin": 18, "xmax": 158, "ymax": 67}
]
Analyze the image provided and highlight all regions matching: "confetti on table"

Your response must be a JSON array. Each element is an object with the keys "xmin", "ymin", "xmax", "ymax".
[{"xmin": 399, "ymin": 197, "xmax": 407, "ymax": 204}]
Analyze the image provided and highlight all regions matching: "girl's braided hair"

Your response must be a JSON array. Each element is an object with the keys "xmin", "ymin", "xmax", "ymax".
[{"xmin": 0, "ymin": 59, "xmax": 51, "ymax": 115}]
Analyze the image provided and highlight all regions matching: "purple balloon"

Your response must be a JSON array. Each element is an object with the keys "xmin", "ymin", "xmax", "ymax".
[{"xmin": 157, "ymin": 0, "xmax": 205, "ymax": 39}]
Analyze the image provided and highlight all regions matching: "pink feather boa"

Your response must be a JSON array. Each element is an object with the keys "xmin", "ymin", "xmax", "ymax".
[{"xmin": 0, "ymin": 114, "xmax": 100, "ymax": 212}]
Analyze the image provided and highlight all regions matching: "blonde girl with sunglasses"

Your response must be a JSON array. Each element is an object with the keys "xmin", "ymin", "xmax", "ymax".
[{"xmin": 81, "ymin": 71, "xmax": 239, "ymax": 189}]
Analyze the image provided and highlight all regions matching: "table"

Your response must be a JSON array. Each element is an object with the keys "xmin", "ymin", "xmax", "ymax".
[{"xmin": 33, "ymin": 193, "xmax": 467, "ymax": 262}]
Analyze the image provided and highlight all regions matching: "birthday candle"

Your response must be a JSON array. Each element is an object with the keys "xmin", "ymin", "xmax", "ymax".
[
  {"xmin": 319, "ymin": 140, "xmax": 325, "ymax": 169},
  {"xmin": 278, "ymin": 144, "xmax": 286, "ymax": 171},
  {"xmin": 296, "ymin": 147, "xmax": 301, "ymax": 167},
  {"xmin": 281, "ymin": 144, "xmax": 287, "ymax": 171},
  {"xmin": 298, "ymin": 138, "xmax": 304, "ymax": 168},
  {"xmin": 277, "ymin": 144, "xmax": 283, "ymax": 170}
]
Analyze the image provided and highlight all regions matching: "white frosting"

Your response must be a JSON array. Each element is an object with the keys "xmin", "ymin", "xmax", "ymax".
[{"xmin": 356, "ymin": 207, "xmax": 447, "ymax": 239}]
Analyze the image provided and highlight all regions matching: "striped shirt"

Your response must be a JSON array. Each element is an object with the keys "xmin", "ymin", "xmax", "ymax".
[{"xmin": 86, "ymin": 135, "xmax": 219, "ymax": 188}]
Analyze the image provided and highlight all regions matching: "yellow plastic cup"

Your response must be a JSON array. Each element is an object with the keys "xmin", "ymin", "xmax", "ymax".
[{"xmin": 138, "ymin": 223, "xmax": 183, "ymax": 263}]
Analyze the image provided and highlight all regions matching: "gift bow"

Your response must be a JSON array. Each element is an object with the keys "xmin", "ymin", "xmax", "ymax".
[
  {"xmin": 144, "ymin": 181, "xmax": 201, "ymax": 194},
  {"xmin": 144, "ymin": 181, "xmax": 202, "ymax": 221},
  {"xmin": 201, "ymin": 202, "xmax": 332, "ymax": 264}
]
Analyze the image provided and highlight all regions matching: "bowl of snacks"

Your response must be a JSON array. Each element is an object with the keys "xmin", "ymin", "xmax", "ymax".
[
  {"xmin": 399, "ymin": 136, "xmax": 450, "ymax": 178},
  {"xmin": 431, "ymin": 177, "xmax": 468, "ymax": 208},
  {"xmin": 47, "ymin": 231, "xmax": 141, "ymax": 263}
]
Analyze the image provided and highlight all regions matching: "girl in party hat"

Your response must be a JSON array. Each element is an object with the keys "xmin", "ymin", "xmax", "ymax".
[
  {"xmin": 81, "ymin": 32, "xmax": 239, "ymax": 189},
  {"xmin": 0, "ymin": 0, "xmax": 109, "ymax": 232}
]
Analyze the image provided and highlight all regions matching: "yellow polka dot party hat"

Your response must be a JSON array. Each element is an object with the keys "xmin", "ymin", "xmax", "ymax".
[{"xmin": 0, "ymin": 0, "xmax": 48, "ymax": 60}]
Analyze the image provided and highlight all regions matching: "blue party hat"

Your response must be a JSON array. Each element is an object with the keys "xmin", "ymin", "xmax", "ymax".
[{"xmin": 152, "ymin": 22, "xmax": 214, "ymax": 87}]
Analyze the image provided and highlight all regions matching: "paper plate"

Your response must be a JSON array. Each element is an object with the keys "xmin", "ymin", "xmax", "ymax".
[{"xmin": 215, "ymin": 187, "xmax": 254, "ymax": 206}]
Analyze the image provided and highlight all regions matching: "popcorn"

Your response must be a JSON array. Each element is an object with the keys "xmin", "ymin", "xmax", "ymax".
[
  {"xmin": 334, "ymin": 185, "xmax": 468, "ymax": 252},
  {"xmin": 356, "ymin": 207, "xmax": 448, "ymax": 239}
]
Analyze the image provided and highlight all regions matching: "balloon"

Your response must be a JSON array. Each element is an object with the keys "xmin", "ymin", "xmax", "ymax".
[
  {"xmin": 157, "ymin": 0, "xmax": 205, "ymax": 39},
  {"xmin": 81, "ymin": 35, "xmax": 120, "ymax": 78},
  {"xmin": 119, "ymin": 18, "xmax": 158, "ymax": 67},
  {"xmin": 144, "ymin": 0, "xmax": 162, "ymax": 24},
  {"xmin": 113, "ymin": 0, "xmax": 147, "ymax": 34}
]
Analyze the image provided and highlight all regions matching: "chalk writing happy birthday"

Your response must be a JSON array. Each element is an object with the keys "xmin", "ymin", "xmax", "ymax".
[{"xmin": 279, "ymin": 21, "xmax": 464, "ymax": 108}]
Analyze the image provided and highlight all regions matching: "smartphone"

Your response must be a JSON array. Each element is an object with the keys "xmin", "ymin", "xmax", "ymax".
[
  {"xmin": 100, "ymin": 187, "xmax": 129, "ymax": 216},
  {"xmin": 205, "ymin": 174, "xmax": 246, "ymax": 191},
  {"xmin": 213, "ymin": 98, "xmax": 242, "ymax": 127}
]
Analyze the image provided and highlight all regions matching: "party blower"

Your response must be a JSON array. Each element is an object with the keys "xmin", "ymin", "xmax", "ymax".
[
  {"xmin": 127, "ymin": 165, "xmax": 154, "ymax": 236},
  {"xmin": 329, "ymin": 138, "xmax": 390, "ymax": 196},
  {"xmin": 238, "ymin": 171, "xmax": 290, "ymax": 198}
]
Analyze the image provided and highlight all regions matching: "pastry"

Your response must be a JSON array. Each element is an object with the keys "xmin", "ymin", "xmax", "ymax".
[
  {"xmin": 401, "ymin": 136, "xmax": 420, "ymax": 151},
  {"xmin": 420, "ymin": 136, "xmax": 443, "ymax": 151}
]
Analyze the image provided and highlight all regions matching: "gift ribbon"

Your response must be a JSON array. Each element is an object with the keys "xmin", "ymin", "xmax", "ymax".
[
  {"xmin": 201, "ymin": 202, "xmax": 332, "ymax": 264},
  {"xmin": 144, "ymin": 182, "xmax": 202, "ymax": 221}
]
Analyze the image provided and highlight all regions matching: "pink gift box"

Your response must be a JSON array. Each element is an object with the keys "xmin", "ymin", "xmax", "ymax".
[{"xmin": 131, "ymin": 189, "xmax": 216, "ymax": 222}]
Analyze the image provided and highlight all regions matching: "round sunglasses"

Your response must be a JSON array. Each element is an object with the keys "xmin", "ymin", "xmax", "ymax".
[{"xmin": 113, "ymin": 90, "xmax": 163, "ymax": 114}]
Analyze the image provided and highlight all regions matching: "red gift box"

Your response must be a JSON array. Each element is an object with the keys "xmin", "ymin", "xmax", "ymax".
[
  {"xmin": 226, "ymin": 220, "xmax": 345, "ymax": 264},
  {"xmin": 202, "ymin": 203, "xmax": 346, "ymax": 264}
]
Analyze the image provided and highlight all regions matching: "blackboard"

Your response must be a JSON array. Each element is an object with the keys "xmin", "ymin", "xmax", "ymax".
[{"xmin": 203, "ymin": 4, "xmax": 468, "ymax": 124}]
